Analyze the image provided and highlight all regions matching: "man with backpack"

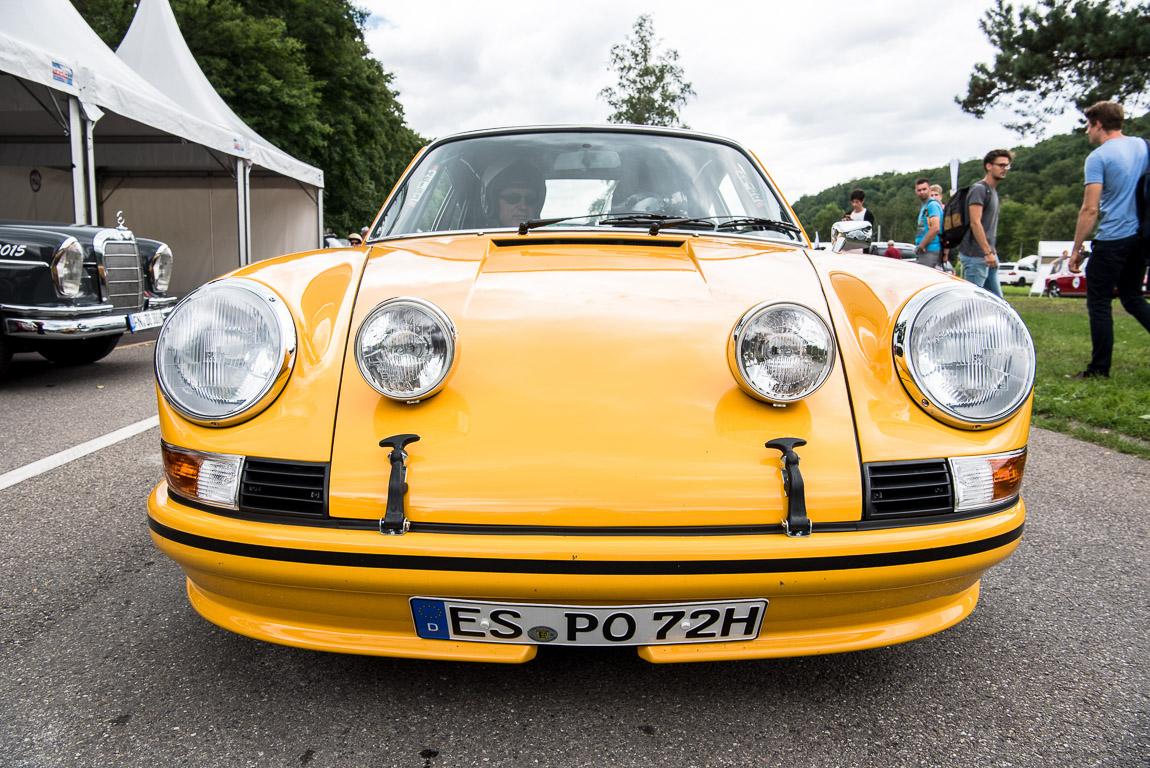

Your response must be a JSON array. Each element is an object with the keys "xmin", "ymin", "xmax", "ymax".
[
  {"xmin": 1067, "ymin": 101, "xmax": 1150, "ymax": 379},
  {"xmin": 956, "ymin": 150, "xmax": 1012, "ymax": 298}
]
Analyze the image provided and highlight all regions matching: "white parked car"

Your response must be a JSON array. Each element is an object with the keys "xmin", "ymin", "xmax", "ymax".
[{"xmin": 998, "ymin": 262, "xmax": 1037, "ymax": 286}]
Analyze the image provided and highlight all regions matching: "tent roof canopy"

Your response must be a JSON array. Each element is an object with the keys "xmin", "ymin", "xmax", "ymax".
[
  {"xmin": 0, "ymin": 0, "xmax": 321, "ymax": 187},
  {"xmin": 117, "ymin": 0, "xmax": 322, "ymax": 187},
  {"xmin": 0, "ymin": 0, "xmax": 239, "ymax": 158}
]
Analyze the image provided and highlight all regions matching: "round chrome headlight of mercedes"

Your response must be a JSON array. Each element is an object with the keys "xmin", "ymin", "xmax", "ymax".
[
  {"xmin": 893, "ymin": 284, "xmax": 1035, "ymax": 429},
  {"xmin": 149, "ymin": 243, "xmax": 173, "ymax": 294},
  {"xmin": 727, "ymin": 301, "xmax": 836, "ymax": 403},
  {"xmin": 51, "ymin": 238, "xmax": 84, "ymax": 298},
  {"xmin": 155, "ymin": 279, "xmax": 296, "ymax": 427},
  {"xmin": 355, "ymin": 297, "xmax": 457, "ymax": 402}
]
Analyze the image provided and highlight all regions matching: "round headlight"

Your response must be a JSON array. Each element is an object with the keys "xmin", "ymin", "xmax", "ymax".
[
  {"xmin": 155, "ymin": 279, "xmax": 296, "ymax": 426},
  {"xmin": 150, "ymin": 243, "xmax": 173, "ymax": 294},
  {"xmin": 51, "ymin": 238, "xmax": 84, "ymax": 298},
  {"xmin": 356, "ymin": 297, "xmax": 457, "ymax": 401},
  {"xmin": 727, "ymin": 301, "xmax": 836, "ymax": 403},
  {"xmin": 893, "ymin": 284, "xmax": 1035, "ymax": 429}
]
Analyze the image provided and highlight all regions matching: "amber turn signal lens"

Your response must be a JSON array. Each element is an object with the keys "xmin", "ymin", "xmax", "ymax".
[
  {"xmin": 990, "ymin": 451, "xmax": 1026, "ymax": 502},
  {"xmin": 161, "ymin": 444, "xmax": 201, "ymax": 498}
]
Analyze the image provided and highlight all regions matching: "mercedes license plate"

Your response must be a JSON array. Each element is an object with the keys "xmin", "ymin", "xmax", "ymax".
[
  {"xmin": 411, "ymin": 598, "xmax": 766, "ymax": 646},
  {"xmin": 128, "ymin": 310, "xmax": 164, "ymax": 332}
]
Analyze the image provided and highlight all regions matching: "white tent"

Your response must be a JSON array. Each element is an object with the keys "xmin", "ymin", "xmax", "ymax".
[
  {"xmin": 116, "ymin": 0, "xmax": 325, "ymax": 289},
  {"xmin": 0, "ymin": 0, "xmax": 324, "ymax": 297},
  {"xmin": 0, "ymin": 0, "xmax": 238, "ymax": 221}
]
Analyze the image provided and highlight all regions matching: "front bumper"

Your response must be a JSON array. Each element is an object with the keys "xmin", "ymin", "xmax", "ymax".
[
  {"xmin": 2, "ymin": 295, "xmax": 177, "ymax": 338},
  {"xmin": 148, "ymin": 482, "xmax": 1025, "ymax": 663}
]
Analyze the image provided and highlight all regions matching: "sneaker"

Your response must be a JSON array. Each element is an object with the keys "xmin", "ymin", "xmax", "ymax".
[{"xmin": 1065, "ymin": 370, "xmax": 1109, "ymax": 379}]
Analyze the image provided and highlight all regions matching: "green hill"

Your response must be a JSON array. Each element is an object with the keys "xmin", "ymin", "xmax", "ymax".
[{"xmin": 790, "ymin": 113, "xmax": 1149, "ymax": 260}]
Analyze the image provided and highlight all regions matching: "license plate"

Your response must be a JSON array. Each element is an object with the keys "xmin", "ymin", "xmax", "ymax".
[
  {"xmin": 128, "ymin": 310, "xmax": 164, "ymax": 332},
  {"xmin": 410, "ymin": 597, "xmax": 767, "ymax": 646}
]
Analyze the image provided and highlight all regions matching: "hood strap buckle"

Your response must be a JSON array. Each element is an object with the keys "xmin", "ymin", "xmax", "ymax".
[
  {"xmin": 379, "ymin": 433, "xmax": 420, "ymax": 535},
  {"xmin": 766, "ymin": 437, "xmax": 812, "ymax": 537}
]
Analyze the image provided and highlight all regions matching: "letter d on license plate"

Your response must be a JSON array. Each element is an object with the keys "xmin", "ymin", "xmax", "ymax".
[{"xmin": 410, "ymin": 598, "xmax": 766, "ymax": 646}]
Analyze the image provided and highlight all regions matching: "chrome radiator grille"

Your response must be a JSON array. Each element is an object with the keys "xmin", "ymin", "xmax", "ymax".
[{"xmin": 102, "ymin": 241, "xmax": 144, "ymax": 310}]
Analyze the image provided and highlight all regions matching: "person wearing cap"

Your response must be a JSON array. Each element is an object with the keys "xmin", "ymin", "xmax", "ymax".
[{"xmin": 882, "ymin": 240, "xmax": 901, "ymax": 260}]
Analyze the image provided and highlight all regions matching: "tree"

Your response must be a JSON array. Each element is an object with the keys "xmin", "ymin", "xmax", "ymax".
[
  {"xmin": 72, "ymin": 0, "xmax": 425, "ymax": 234},
  {"xmin": 958, "ymin": 0, "xmax": 1150, "ymax": 135},
  {"xmin": 598, "ymin": 15, "xmax": 695, "ymax": 128},
  {"xmin": 810, "ymin": 203, "xmax": 844, "ymax": 244}
]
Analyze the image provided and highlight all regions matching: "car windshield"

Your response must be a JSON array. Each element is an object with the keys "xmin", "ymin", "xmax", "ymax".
[{"xmin": 370, "ymin": 130, "xmax": 801, "ymax": 243}]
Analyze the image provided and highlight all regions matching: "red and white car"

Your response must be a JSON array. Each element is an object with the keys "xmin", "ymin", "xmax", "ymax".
[{"xmin": 1046, "ymin": 258, "xmax": 1148, "ymax": 298}]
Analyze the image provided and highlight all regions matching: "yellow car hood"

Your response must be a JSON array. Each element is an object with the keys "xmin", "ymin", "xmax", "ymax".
[{"xmin": 330, "ymin": 234, "xmax": 862, "ymax": 528}]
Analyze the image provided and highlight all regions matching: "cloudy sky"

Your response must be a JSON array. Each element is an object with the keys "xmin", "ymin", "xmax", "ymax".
[{"xmin": 360, "ymin": 1, "xmax": 1079, "ymax": 200}]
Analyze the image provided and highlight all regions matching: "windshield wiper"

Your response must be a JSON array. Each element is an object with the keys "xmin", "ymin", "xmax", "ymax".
[
  {"xmin": 517, "ymin": 212, "xmax": 803, "ymax": 237},
  {"xmin": 517, "ymin": 215, "xmax": 600, "ymax": 234},
  {"xmin": 599, "ymin": 213, "xmax": 715, "ymax": 235},
  {"xmin": 714, "ymin": 217, "xmax": 802, "ymax": 235},
  {"xmin": 602, "ymin": 213, "xmax": 802, "ymax": 236}
]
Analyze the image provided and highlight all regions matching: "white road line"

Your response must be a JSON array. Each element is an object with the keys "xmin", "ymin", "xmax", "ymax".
[{"xmin": 0, "ymin": 415, "xmax": 160, "ymax": 491}]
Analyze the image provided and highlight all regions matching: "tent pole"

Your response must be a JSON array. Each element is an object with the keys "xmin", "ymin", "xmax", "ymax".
[
  {"xmin": 85, "ymin": 113, "xmax": 99, "ymax": 225},
  {"xmin": 243, "ymin": 160, "xmax": 252, "ymax": 264},
  {"xmin": 68, "ymin": 96, "xmax": 87, "ymax": 224},
  {"xmin": 317, "ymin": 188, "xmax": 324, "ymax": 249},
  {"xmin": 235, "ymin": 157, "xmax": 248, "ymax": 267}
]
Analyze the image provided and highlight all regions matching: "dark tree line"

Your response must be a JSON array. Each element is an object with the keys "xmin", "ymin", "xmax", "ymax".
[
  {"xmin": 791, "ymin": 112, "xmax": 1148, "ymax": 260},
  {"xmin": 73, "ymin": 0, "xmax": 425, "ymax": 236}
]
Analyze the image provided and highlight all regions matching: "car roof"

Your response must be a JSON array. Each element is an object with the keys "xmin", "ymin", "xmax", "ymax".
[{"xmin": 425, "ymin": 124, "xmax": 747, "ymax": 154}]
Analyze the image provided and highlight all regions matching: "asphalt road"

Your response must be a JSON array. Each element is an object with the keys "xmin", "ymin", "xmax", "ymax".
[{"xmin": 1, "ymin": 341, "xmax": 1147, "ymax": 768}]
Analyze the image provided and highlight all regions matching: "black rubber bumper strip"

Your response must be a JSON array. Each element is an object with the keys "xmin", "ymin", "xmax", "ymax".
[{"xmin": 148, "ymin": 517, "xmax": 1023, "ymax": 576}]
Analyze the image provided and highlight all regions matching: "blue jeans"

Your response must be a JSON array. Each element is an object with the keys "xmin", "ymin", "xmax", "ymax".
[
  {"xmin": 1084, "ymin": 235, "xmax": 1150, "ymax": 375},
  {"xmin": 959, "ymin": 253, "xmax": 1003, "ymax": 297}
]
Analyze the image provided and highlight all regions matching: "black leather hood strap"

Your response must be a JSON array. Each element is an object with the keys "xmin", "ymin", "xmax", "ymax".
[{"xmin": 766, "ymin": 437, "xmax": 812, "ymax": 537}]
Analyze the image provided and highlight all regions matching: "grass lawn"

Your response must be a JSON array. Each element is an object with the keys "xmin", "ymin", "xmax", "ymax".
[{"xmin": 1002, "ymin": 284, "xmax": 1150, "ymax": 459}]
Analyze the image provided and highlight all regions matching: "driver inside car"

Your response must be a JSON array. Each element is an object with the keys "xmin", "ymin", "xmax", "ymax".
[{"xmin": 482, "ymin": 159, "xmax": 547, "ymax": 228}]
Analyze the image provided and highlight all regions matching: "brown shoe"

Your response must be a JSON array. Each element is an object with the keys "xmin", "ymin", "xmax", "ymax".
[{"xmin": 1065, "ymin": 370, "xmax": 1109, "ymax": 379}]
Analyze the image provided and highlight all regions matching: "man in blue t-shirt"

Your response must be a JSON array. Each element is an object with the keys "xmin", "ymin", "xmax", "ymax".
[
  {"xmin": 1067, "ymin": 101, "xmax": 1150, "ymax": 379},
  {"xmin": 913, "ymin": 178, "xmax": 943, "ymax": 268}
]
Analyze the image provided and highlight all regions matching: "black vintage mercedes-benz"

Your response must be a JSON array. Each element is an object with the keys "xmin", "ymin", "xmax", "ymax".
[{"xmin": 0, "ymin": 216, "xmax": 176, "ymax": 377}]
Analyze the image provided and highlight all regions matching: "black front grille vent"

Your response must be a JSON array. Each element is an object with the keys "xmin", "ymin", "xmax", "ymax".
[
  {"xmin": 491, "ymin": 237, "xmax": 685, "ymax": 248},
  {"xmin": 863, "ymin": 460, "xmax": 953, "ymax": 519},
  {"xmin": 239, "ymin": 458, "xmax": 328, "ymax": 518}
]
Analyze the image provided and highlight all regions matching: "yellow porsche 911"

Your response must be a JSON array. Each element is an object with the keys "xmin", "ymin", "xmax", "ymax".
[{"xmin": 148, "ymin": 126, "xmax": 1034, "ymax": 663}]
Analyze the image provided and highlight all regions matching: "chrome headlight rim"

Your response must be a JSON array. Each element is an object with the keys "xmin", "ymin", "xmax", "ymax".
[
  {"xmin": 155, "ymin": 278, "xmax": 297, "ymax": 428},
  {"xmin": 893, "ymin": 283, "xmax": 1035, "ymax": 430},
  {"xmin": 50, "ymin": 237, "xmax": 84, "ymax": 298},
  {"xmin": 355, "ymin": 296, "xmax": 458, "ymax": 402},
  {"xmin": 149, "ymin": 243, "xmax": 173, "ymax": 294},
  {"xmin": 727, "ymin": 300, "xmax": 837, "ymax": 404}
]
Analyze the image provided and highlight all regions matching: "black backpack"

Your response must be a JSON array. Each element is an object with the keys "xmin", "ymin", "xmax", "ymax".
[
  {"xmin": 939, "ymin": 185, "xmax": 972, "ymax": 250},
  {"xmin": 1135, "ymin": 137, "xmax": 1150, "ymax": 239}
]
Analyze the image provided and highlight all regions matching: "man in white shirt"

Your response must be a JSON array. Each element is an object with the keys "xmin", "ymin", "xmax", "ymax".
[{"xmin": 842, "ymin": 189, "xmax": 875, "ymax": 226}]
